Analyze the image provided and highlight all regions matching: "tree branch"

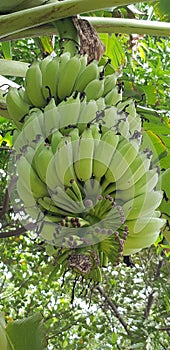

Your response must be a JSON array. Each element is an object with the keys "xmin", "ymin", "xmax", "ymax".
[
  {"xmin": 0, "ymin": 222, "xmax": 35, "ymax": 238},
  {"xmin": 0, "ymin": 0, "xmax": 163, "ymax": 40},
  {"xmin": 97, "ymin": 285, "xmax": 130, "ymax": 335},
  {"xmin": 0, "ymin": 188, "xmax": 10, "ymax": 219},
  {"xmin": 143, "ymin": 258, "xmax": 164, "ymax": 319},
  {"xmin": 1, "ymin": 17, "xmax": 170, "ymax": 42}
]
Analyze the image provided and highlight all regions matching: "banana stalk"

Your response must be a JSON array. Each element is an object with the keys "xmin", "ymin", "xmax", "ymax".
[{"xmin": 53, "ymin": 17, "xmax": 80, "ymax": 56}]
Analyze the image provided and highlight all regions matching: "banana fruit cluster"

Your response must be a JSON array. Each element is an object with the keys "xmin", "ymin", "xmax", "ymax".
[
  {"xmin": 6, "ymin": 53, "xmax": 123, "ymax": 129},
  {"xmin": 7, "ymin": 52, "xmax": 165, "ymax": 283}
]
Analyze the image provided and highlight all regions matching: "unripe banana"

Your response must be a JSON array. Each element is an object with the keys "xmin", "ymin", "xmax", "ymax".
[
  {"xmin": 25, "ymin": 61, "xmax": 46, "ymax": 108},
  {"xmin": 68, "ymin": 127, "xmax": 79, "ymax": 142},
  {"xmin": 37, "ymin": 219, "xmax": 57, "ymax": 243},
  {"xmin": 128, "ymin": 114, "xmax": 141, "ymax": 135},
  {"xmin": 103, "ymin": 73, "xmax": 117, "ymax": 96},
  {"xmin": 54, "ymin": 135, "xmax": 76, "ymax": 187},
  {"xmin": 39, "ymin": 55, "xmax": 53, "ymax": 75},
  {"xmin": 74, "ymin": 60, "xmax": 99, "ymax": 92},
  {"xmin": 69, "ymin": 179, "xmax": 84, "ymax": 203},
  {"xmin": 17, "ymin": 179, "xmax": 39, "ymax": 219},
  {"xmin": 77, "ymin": 100, "xmax": 98, "ymax": 133},
  {"xmin": 17, "ymin": 155, "xmax": 48, "ymax": 199},
  {"xmin": 123, "ymin": 191, "xmax": 163, "ymax": 220},
  {"xmin": 93, "ymin": 130, "xmax": 119, "ymax": 180},
  {"xmin": 57, "ymin": 94, "xmax": 81, "ymax": 132},
  {"xmin": 33, "ymin": 143, "xmax": 54, "ymax": 183},
  {"xmin": 123, "ymin": 216, "xmax": 166, "ymax": 255},
  {"xmin": 45, "ymin": 155, "xmax": 61, "ymax": 192},
  {"xmin": 56, "ymin": 52, "xmax": 71, "ymax": 97},
  {"xmin": 21, "ymin": 108, "xmax": 45, "ymax": 146},
  {"xmin": 84, "ymin": 78, "xmax": 105, "ymax": 101},
  {"xmin": 42, "ymin": 56, "xmax": 60, "ymax": 100},
  {"xmin": 18, "ymin": 87, "xmax": 33, "ymax": 106},
  {"xmin": 6, "ymin": 86, "xmax": 30, "ymax": 126},
  {"xmin": 44, "ymin": 98, "xmax": 60, "ymax": 135},
  {"xmin": 117, "ymin": 118, "xmax": 130, "ymax": 139},
  {"xmin": 105, "ymin": 85, "xmax": 122, "ymax": 106},
  {"xmin": 90, "ymin": 123, "xmax": 101, "ymax": 144},
  {"xmin": 74, "ymin": 127, "xmax": 94, "ymax": 182},
  {"xmin": 51, "ymin": 129, "xmax": 63, "ymax": 153},
  {"xmin": 57, "ymin": 56, "xmax": 81, "ymax": 100},
  {"xmin": 95, "ymin": 97, "xmax": 106, "ymax": 111},
  {"xmin": 51, "ymin": 186, "xmax": 83, "ymax": 213},
  {"xmin": 38, "ymin": 197, "xmax": 64, "ymax": 216},
  {"xmin": 116, "ymin": 150, "xmax": 152, "ymax": 190},
  {"xmin": 72, "ymin": 54, "xmax": 88, "ymax": 85},
  {"xmin": 105, "ymin": 138, "xmax": 139, "ymax": 183}
]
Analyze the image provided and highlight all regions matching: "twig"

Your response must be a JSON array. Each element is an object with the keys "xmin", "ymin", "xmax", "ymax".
[
  {"xmin": 0, "ymin": 188, "xmax": 10, "ymax": 218},
  {"xmin": 97, "ymin": 286, "xmax": 130, "ymax": 335},
  {"xmin": 159, "ymin": 341, "xmax": 167, "ymax": 350},
  {"xmin": 0, "ymin": 222, "xmax": 35, "ymax": 238},
  {"xmin": 143, "ymin": 258, "xmax": 164, "ymax": 319}
]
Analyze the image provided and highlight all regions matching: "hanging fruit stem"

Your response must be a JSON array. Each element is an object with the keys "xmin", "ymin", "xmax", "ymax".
[{"xmin": 53, "ymin": 17, "xmax": 80, "ymax": 56}]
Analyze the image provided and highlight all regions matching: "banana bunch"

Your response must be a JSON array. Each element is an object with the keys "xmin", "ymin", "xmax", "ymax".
[
  {"xmin": 6, "ymin": 53, "xmax": 124, "ymax": 128},
  {"xmin": 8, "ymin": 51, "xmax": 165, "ymax": 283}
]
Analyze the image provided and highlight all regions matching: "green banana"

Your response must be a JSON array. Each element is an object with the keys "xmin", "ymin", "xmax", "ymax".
[
  {"xmin": 77, "ymin": 99, "xmax": 98, "ymax": 133},
  {"xmin": 17, "ymin": 155, "xmax": 48, "ymax": 199},
  {"xmin": 69, "ymin": 179, "xmax": 84, "ymax": 203},
  {"xmin": 37, "ymin": 219, "xmax": 57, "ymax": 244},
  {"xmin": 57, "ymin": 56, "xmax": 81, "ymax": 100},
  {"xmin": 123, "ymin": 216, "xmax": 166, "ymax": 255},
  {"xmin": 18, "ymin": 87, "xmax": 33, "ymax": 106},
  {"xmin": 39, "ymin": 55, "xmax": 53, "ymax": 76},
  {"xmin": 22, "ymin": 108, "xmax": 45, "ymax": 146},
  {"xmin": 42, "ymin": 56, "xmax": 60, "ymax": 100},
  {"xmin": 56, "ymin": 52, "xmax": 71, "ymax": 97},
  {"xmin": 103, "ymin": 73, "xmax": 117, "ymax": 96},
  {"xmin": 74, "ymin": 127, "xmax": 94, "ymax": 182},
  {"xmin": 93, "ymin": 130, "xmax": 119, "ymax": 180},
  {"xmin": 116, "ymin": 150, "xmax": 152, "ymax": 190},
  {"xmin": 44, "ymin": 98, "xmax": 60, "ymax": 136},
  {"xmin": 57, "ymin": 94, "xmax": 81, "ymax": 132},
  {"xmin": 6, "ymin": 86, "xmax": 30, "ymax": 126},
  {"xmin": 95, "ymin": 97, "xmax": 106, "ymax": 111},
  {"xmin": 117, "ymin": 118, "xmax": 130, "ymax": 139},
  {"xmin": 54, "ymin": 135, "xmax": 76, "ymax": 187},
  {"xmin": 116, "ymin": 168, "xmax": 158, "ymax": 203},
  {"xmin": 33, "ymin": 143, "xmax": 54, "ymax": 183},
  {"xmin": 105, "ymin": 138, "xmax": 139, "ymax": 183},
  {"xmin": 105, "ymin": 86, "xmax": 122, "ymax": 106},
  {"xmin": 123, "ymin": 191, "xmax": 163, "ymax": 220},
  {"xmin": 39, "ymin": 196, "xmax": 72, "ymax": 216},
  {"xmin": 74, "ymin": 60, "xmax": 99, "ymax": 92},
  {"xmin": 72, "ymin": 54, "xmax": 88, "ymax": 85},
  {"xmin": 84, "ymin": 78, "xmax": 105, "ymax": 101},
  {"xmin": 51, "ymin": 186, "xmax": 83, "ymax": 214},
  {"xmin": 25, "ymin": 61, "xmax": 46, "ymax": 108},
  {"xmin": 51, "ymin": 129, "xmax": 63, "ymax": 153}
]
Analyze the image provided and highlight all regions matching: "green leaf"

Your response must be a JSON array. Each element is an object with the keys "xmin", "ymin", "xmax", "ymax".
[
  {"xmin": 99, "ymin": 33, "xmax": 125, "ymax": 71},
  {"xmin": 142, "ymin": 85, "xmax": 157, "ymax": 106},
  {"xmin": 161, "ymin": 168, "xmax": 170, "ymax": 198},
  {"xmin": 1, "ymin": 42, "xmax": 12, "ymax": 59},
  {"xmin": 6, "ymin": 313, "xmax": 47, "ymax": 350},
  {"xmin": 141, "ymin": 129, "xmax": 167, "ymax": 165},
  {"xmin": 154, "ymin": 0, "xmax": 170, "ymax": 21},
  {"xmin": 39, "ymin": 36, "xmax": 54, "ymax": 54}
]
